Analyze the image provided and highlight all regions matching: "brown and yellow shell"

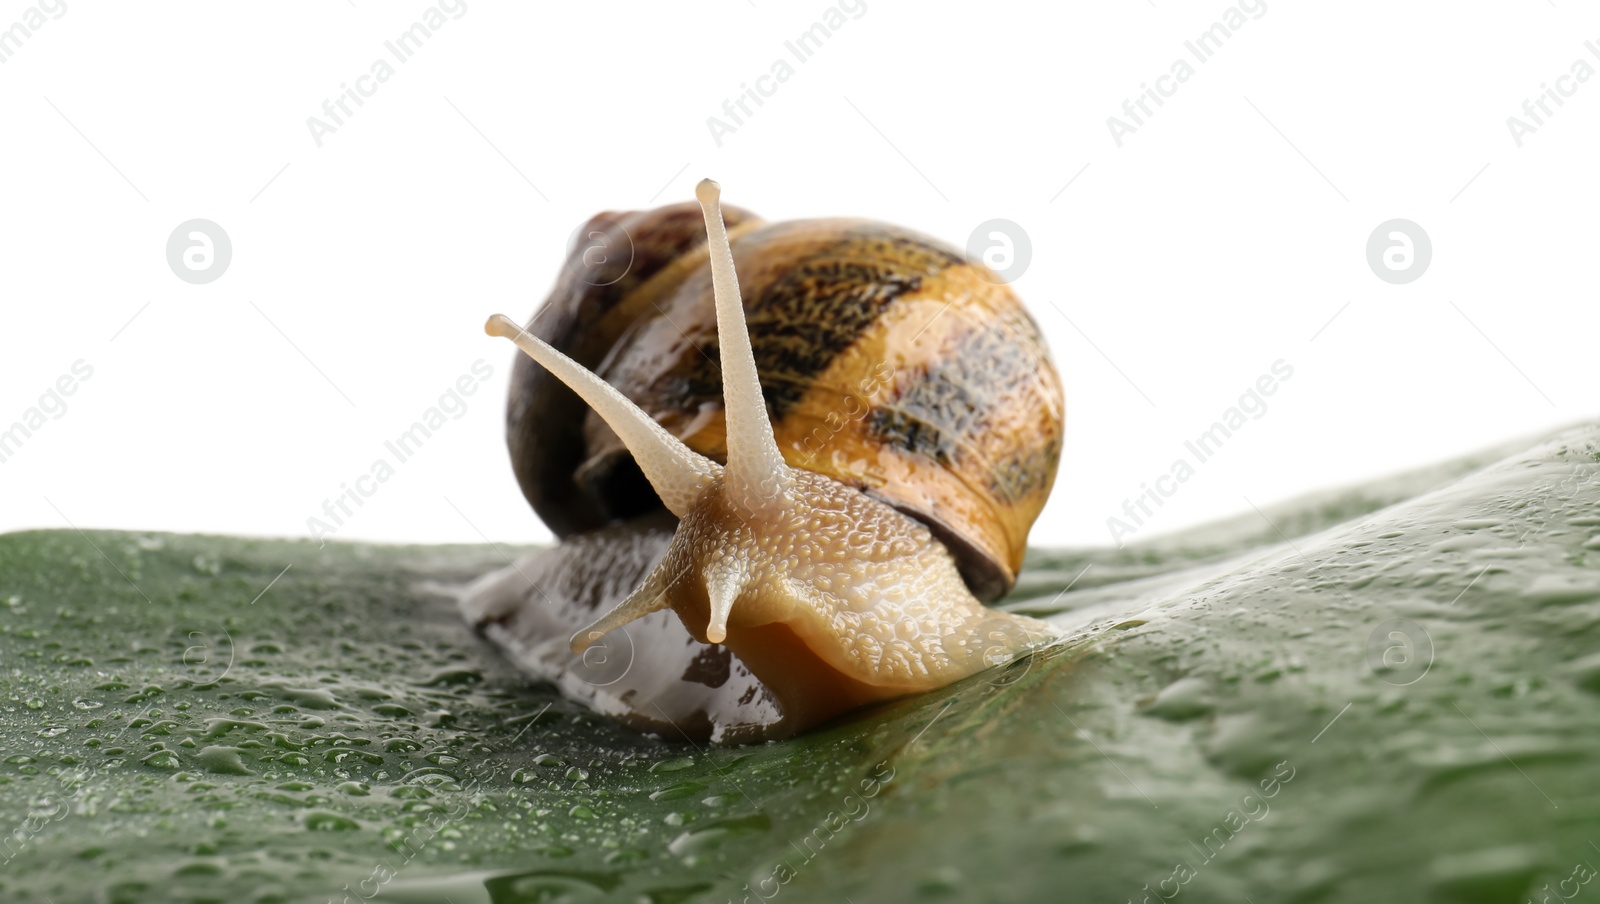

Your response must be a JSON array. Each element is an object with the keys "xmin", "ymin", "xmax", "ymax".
[{"xmin": 506, "ymin": 201, "xmax": 1064, "ymax": 601}]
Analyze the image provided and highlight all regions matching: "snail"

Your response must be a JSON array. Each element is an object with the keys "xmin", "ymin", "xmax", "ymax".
[{"xmin": 461, "ymin": 179, "xmax": 1065, "ymax": 743}]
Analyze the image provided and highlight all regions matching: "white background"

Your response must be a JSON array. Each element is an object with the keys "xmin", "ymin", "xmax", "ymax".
[{"xmin": 2, "ymin": 1, "xmax": 1596, "ymax": 553}]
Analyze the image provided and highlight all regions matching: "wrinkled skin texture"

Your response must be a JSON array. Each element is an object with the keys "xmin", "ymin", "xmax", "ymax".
[
  {"xmin": 461, "ymin": 469, "xmax": 1057, "ymax": 743},
  {"xmin": 630, "ymin": 469, "xmax": 1056, "ymax": 737}
]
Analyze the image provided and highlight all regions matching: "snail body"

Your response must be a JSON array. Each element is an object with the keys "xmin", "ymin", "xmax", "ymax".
[{"xmin": 464, "ymin": 180, "xmax": 1064, "ymax": 743}]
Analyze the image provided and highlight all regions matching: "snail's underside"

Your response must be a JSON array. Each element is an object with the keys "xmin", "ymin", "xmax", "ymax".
[
  {"xmin": 460, "ymin": 512, "xmax": 834, "ymax": 744},
  {"xmin": 460, "ymin": 511, "xmax": 1055, "ymax": 744}
]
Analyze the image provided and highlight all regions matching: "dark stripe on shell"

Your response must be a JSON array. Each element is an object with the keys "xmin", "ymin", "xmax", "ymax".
[
  {"xmin": 866, "ymin": 304, "xmax": 1057, "ymax": 503},
  {"xmin": 671, "ymin": 228, "xmax": 963, "ymax": 418}
]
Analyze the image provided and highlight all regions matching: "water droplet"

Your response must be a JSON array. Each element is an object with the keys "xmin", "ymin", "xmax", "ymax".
[
  {"xmin": 1522, "ymin": 575, "xmax": 1600, "ymax": 606},
  {"xmin": 638, "ymin": 883, "xmax": 713, "ymax": 904},
  {"xmin": 649, "ymin": 781, "xmax": 706, "ymax": 802},
  {"xmin": 667, "ymin": 814, "xmax": 771, "ymax": 856},
  {"xmin": 1427, "ymin": 845, "xmax": 1543, "ymax": 903},
  {"xmin": 302, "ymin": 811, "xmax": 360, "ymax": 832},
  {"xmin": 1138, "ymin": 676, "xmax": 1213, "ymax": 721},
  {"xmin": 196, "ymin": 746, "xmax": 252, "ymax": 776},
  {"xmin": 1561, "ymin": 652, "xmax": 1600, "ymax": 694},
  {"xmin": 420, "ymin": 667, "xmax": 483, "ymax": 687},
  {"xmin": 275, "ymin": 686, "xmax": 340, "ymax": 710},
  {"xmin": 916, "ymin": 865, "xmax": 965, "ymax": 897},
  {"xmin": 649, "ymin": 756, "xmax": 695, "ymax": 774},
  {"xmin": 486, "ymin": 870, "xmax": 616, "ymax": 902},
  {"xmin": 141, "ymin": 749, "xmax": 181, "ymax": 769}
]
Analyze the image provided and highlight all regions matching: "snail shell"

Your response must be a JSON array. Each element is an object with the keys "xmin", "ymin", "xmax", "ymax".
[
  {"xmin": 511, "ymin": 199, "xmax": 1062, "ymax": 598},
  {"xmin": 464, "ymin": 181, "xmax": 1064, "ymax": 743}
]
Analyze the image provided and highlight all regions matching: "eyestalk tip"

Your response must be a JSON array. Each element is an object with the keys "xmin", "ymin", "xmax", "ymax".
[
  {"xmin": 704, "ymin": 577, "xmax": 736, "ymax": 646},
  {"xmin": 485, "ymin": 313, "xmax": 521, "ymax": 339}
]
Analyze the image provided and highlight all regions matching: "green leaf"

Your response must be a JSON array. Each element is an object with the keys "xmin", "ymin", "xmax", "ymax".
[{"xmin": 2, "ymin": 425, "xmax": 1598, "ymax": 904}]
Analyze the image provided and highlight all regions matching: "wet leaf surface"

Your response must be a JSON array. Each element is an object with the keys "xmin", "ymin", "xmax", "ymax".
[{"xmin": 2, "ymin": 426, "xmax": 1599, "ymax": 903}]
